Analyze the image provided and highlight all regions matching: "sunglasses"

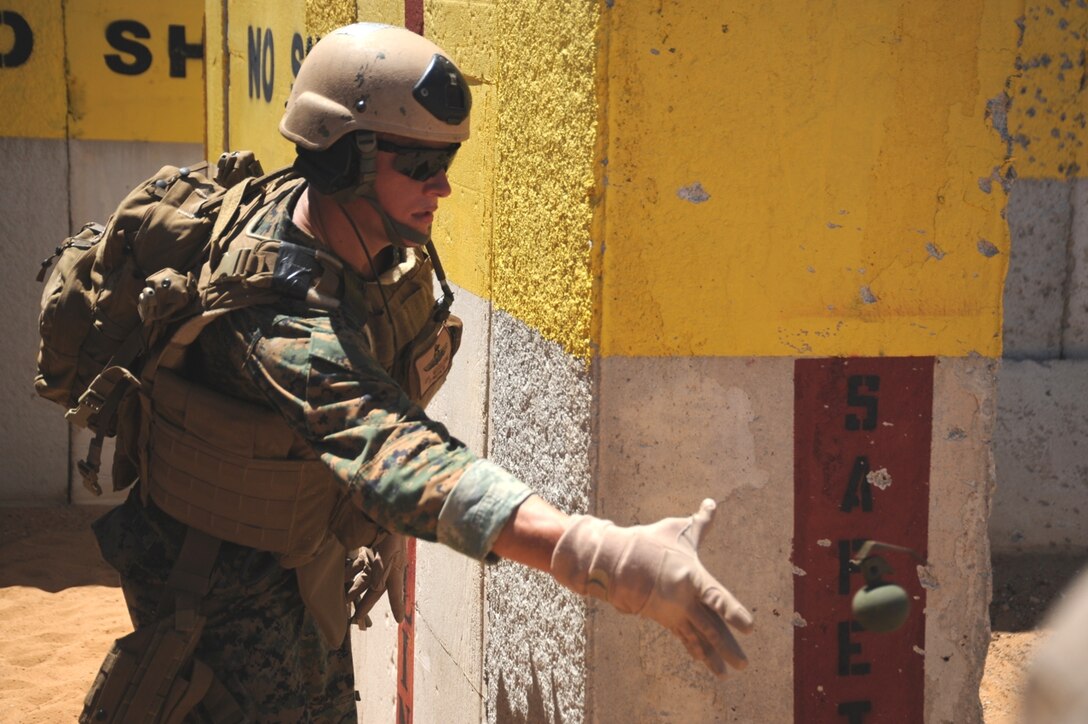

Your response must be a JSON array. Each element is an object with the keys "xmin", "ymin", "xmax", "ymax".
[{"xmin": 376, "ymin": 139, "xmax": 460, "ymax": 181}]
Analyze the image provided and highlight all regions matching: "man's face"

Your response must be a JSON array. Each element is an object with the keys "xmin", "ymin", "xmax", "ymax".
[{"xmin": 373, "ymin": 134, "xmax": 456, "ymax": 239}]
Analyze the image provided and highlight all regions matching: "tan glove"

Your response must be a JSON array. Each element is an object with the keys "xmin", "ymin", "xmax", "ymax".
[
  {"xmin": 346, "ymin": 533, "xmax": 407, "ymax": 630},
  {"xmin": 550, "ymin": 498, "xmax": 753, "ymax": 676}
]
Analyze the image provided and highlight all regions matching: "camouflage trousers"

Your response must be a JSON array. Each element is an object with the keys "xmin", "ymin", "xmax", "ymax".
[{"xmin": 93, "ymin": 491, "xmax": 356, "ymax": 723}]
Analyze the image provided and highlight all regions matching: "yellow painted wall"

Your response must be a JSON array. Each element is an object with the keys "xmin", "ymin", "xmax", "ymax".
[
  {"xmin": 426, "ymin": 1, "xmax": 498, "ymax": 299},
  {"xmin": 429, "ymin": 0, "xmax": 600, "ymax": 361},
  {"xmin": 600, "ymin": 1, "xmax": 1020, "ymax": 358},
  {"xmin": 1007, "ymin": 1, "xmax": 1088, "ymax": 180},
  {"xmin": 206, "ymin": 1, "xmax": 1034, "ymax": 360},
  {"xmin": 0, "ymin": 1, "xmax": 67, "ymax": 139},
  {"xmin": 488, "ymin": 2, "xmax": 599, "ymax": 362},
  {"xmin": 0, "ymin": 0, "xmax": 202, "ymax": 143},
  {"xmin": 205, "ymin": 0, "xmax": 402, "ymax": 162}
]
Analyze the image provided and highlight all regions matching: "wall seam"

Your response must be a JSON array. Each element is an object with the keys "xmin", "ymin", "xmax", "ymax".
[
  {"xmin": 220, "ymin": 0, "xmax": 230, "ymax": 152},
  {"xmin": 1058, "ymin": 32, "xmax": 1088, "ymax": 359},
  {"xmin": 1059, "ymin": 178, "xmax": 1077, "ymax": 359},
  {"xmin": 480, "ymin": 10, "xmax": 499, "ymax": 722},
  {"xmin": 585, "ymin": 2, "xmax": 612, "ymax": 721},
  {"xmin": 60, "ymin": 0, "xmax": 74, "ymax": 503}
]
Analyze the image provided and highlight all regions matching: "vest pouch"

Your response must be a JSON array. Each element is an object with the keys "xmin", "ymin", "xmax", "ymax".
[
  {"xmin": 80, "ymin": 616, "xmax": 211, "ymax": 724},
  {"xmin": 397, "ymin": 313, "xmax": 462, "ymax": 407}
]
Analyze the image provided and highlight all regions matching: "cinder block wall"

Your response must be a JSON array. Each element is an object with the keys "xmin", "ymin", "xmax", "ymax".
[{"xmin": 993, "ymin": 2, "xmax": 1088, "ymax": 555}]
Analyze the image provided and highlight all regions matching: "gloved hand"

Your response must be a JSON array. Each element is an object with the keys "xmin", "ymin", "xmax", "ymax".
[
  {"xmin": 346, "ymin": 533, "xmax": 407, "ymax": 630},
  {"xmin": 550, "ymin": 498, "xmax": 753, "ymax": 676}
]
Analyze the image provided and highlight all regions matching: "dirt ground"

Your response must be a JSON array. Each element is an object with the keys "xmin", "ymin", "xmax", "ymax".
[
  {"xmin": 980, "ymin": 552, "xmax": 1086, "ymax": 724},
  {"xmin": 0, "ymin": 506, "xmax": 1082, "ymax": 723}
]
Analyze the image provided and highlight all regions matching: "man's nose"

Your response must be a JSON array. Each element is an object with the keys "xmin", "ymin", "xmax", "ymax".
[{"xmin": 424, "ymin": 170, "xmax": 452, "ymax": 197}]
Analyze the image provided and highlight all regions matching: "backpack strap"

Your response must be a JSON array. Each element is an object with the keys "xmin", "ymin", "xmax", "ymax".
[
  {"xmin": 208, "ymin": 176, "xmax": 253, "ymax": 243},
  {"xmin": 162, "ymin": 527, "xmax": 222, "ymax": 633},
  {"xmin": 67, "ymin": 332, "xmax": 145, "ymax": 495}
]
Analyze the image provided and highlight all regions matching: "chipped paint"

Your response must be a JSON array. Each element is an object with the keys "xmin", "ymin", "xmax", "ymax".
[
  {"xmin": 1007, "ymin": 1, "xmax": 1088, "ymax": 179},
  {"xmin": 917, "ymin": 564, "xmax": 940, "ymax": 590},
  {"xmin": 676, "ymin": 182, "xmax": 710, "ymax": 203},
  {"xmin": 866, "ymin": 467, "xmax": 893, "ymax": 490},
  {"xmin": 600, "ymin": 1, "xmax": 1014, "ymax": 357},
  {"xmin": 977, "ymin": 239, "xmax": 1001, "ymax": 257}
]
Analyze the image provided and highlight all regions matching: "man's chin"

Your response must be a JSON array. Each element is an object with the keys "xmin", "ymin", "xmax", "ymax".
[{"xmin": 405, "ymin": 222, "xmax": 433, "ymax": 243}]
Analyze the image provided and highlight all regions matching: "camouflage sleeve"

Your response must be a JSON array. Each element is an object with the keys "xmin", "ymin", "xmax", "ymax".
[{"xmin": 199, "ymin": 305, "xmax": 531, "ymax": 559}]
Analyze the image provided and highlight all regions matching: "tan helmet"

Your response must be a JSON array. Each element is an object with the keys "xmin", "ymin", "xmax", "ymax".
[{"xmin": 280, "ymin": 23, "xmax": 471, "ymax": 150}]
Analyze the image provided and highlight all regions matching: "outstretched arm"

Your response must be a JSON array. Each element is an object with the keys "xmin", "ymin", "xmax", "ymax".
[
  {"xmin": 492, "ymin": 494, "xmax": 755, "ymax": 677},
  {"xmin": 491, "ymin": 494, "xmax": 570, "ymax": 571}
]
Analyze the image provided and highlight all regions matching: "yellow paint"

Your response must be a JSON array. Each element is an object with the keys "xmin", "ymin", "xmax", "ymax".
[
  {"xmin": 221, "ymin": 1, "xmax": 305, "ymax": 168},
  {"xmin": 305, "ymin": 0, "xmax": 356, "ymax": 37},
  {"xmin": 427, "ymin": 0, "xmax": 500, "ymax": 299},
  {"xmin": 430, "ymin": 80, "xmax": 495, "ymax": 298},
  {"xmin": 600, "ymin": 0, "xmax": 1019, "ymax": 357},
  {"xmin": 356, "ymin": 0, "xmax": 403, "ymax": 26},
  {"xmin": 0, "ymin": 0, "xmax": 202, "ymax": 143},
  {"xmin": 0, "ymin": 0, "xmax": 67, "ymax": 139},
  {"xmin": 489, "ymin": 1, "xmax": 599, "ymax": 361},
  {"xmin": 65, "ymin": 0, "xmax": 203, "ymax": 143},
  {"xmin": 1007, "ymin": 2, "xmax": 1088, "ymax": 179},
  {"xmin": 205, "ymin": 0, "xmax": 226, "ymax": 155}
]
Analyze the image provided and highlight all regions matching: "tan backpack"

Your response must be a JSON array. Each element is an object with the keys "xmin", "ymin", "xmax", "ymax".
[{"xmin": 34, "ymin": 151, "xmax": 288, "ymax": 495}]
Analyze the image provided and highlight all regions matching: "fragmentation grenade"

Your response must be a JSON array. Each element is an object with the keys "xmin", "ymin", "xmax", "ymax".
[{"xmin": 850, "ymin": 541, "xmax": 927, "ymax": 633}]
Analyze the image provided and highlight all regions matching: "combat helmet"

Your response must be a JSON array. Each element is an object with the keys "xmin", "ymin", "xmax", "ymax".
[{"xmin": 281, "ymin": 23, "xmax": 471, "ymax": 204}]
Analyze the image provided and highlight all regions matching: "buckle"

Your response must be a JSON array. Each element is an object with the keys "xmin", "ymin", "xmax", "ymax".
[
  {"xmin": 65, "ymin": 388, "xmax": 105, "ymax": 429},
  {"xmin": 77, "ymin": 459, "xmax": 102, "ymax": 496}
]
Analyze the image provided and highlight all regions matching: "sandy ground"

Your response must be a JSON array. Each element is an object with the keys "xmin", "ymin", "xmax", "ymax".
[
  {"xmin": 0, "ymin": 506, "xmax": 1078, "ymax": 723},
  {"xmin": 0, "ymin": 507, "xmax": 130, "ymax": 724}
]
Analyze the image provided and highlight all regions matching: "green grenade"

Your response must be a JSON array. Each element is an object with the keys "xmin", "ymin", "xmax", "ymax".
[{"xmin": 852, "ymin": 554, "xmax": 911, "ymax": 633}]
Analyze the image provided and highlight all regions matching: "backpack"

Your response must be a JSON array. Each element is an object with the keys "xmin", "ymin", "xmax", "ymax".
[{"xmin": 34, "ymin": 151, "xmax": 290, "ymax": 495}]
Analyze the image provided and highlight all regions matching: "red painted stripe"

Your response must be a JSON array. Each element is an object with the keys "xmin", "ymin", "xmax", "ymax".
[
  {"xmin": 405, "ymin": 0, "xmax": 423, "ymax": 34},
  {"xmin": 395, "ymin": 538, "xmax": 417, "ymax": 724},
  {"xmin": 793, "ymin": 357, "xmax": 933, "ymax": 724}
]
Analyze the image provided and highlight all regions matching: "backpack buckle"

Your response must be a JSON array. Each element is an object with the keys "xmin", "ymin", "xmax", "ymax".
[{"xmin": 65, "ymin": 388, "xmax": 105, "ymax": 429}]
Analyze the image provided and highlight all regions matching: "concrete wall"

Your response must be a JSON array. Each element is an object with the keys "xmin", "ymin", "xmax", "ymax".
[
  {"xmin": 408, "ymin": 1, "xmax": 1015, "ymax": 721},
  {"xmin": 585, "ymin": 3, "xmax": 1009, "ymax": 722},
  {"xmin": 992, "ymin": 2, "xmax": 1088, "ymax": 554}
]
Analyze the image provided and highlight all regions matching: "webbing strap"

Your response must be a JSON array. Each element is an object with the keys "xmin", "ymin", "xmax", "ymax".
[
  {"xmin": 141, "ymin": 309, "xmax": 231, "ymax": 386},
  {"xmin": 160, "ymin": 659, "xmax": 212, "ymax": 724},
  {"xmin": 68, "ymin": 331, "xmax": 144, "ymax": 495},
  {"xmin": 66, "ymin": 331, "xmax": 144, "ymax": 428},
  {"xmin": 209, "ymin": 178, "xmax": 252, "ymax": 243},
  {"xmin": 165, "ymin": 527, "xmax": 222, "ymax": 633}
]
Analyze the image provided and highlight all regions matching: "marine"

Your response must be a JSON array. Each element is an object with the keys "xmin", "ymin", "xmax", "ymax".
[{"xmin": 78, "ymin": 23, "xmax": 755, "ymax": 722}]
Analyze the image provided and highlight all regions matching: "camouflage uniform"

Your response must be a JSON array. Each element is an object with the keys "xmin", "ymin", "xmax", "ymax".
[{"xmin": 94, "ymin": 183, "xmax": 532, "ymax": 721}]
